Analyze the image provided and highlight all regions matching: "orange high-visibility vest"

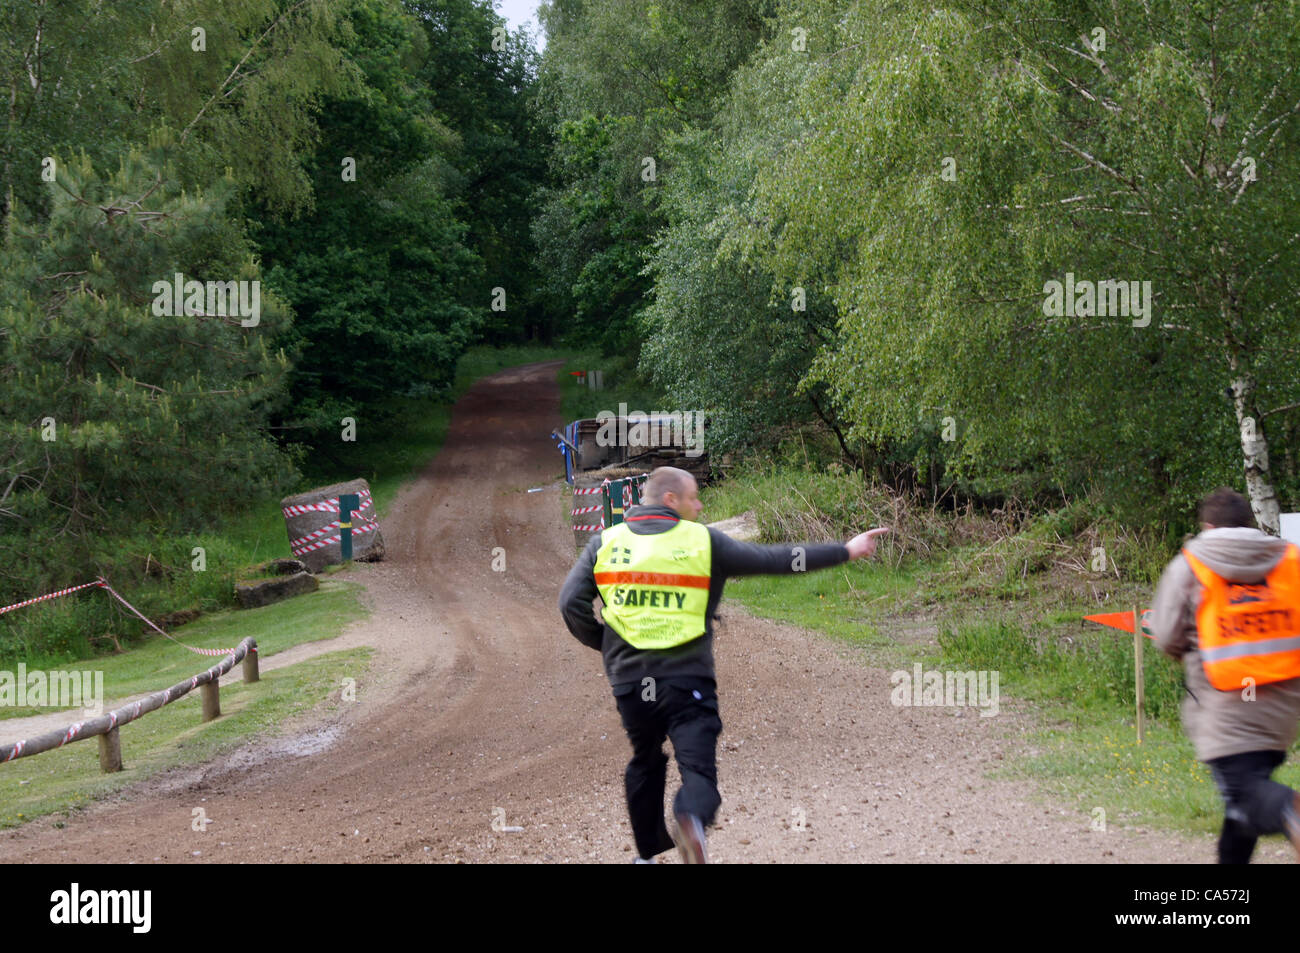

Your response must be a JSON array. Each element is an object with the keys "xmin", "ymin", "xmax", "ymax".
[{"xmin": 1182, "ymin": 544, "xmax": 1300, "ymax": 690}]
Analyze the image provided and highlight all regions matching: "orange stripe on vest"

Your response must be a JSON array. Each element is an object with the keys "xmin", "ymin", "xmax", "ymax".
[
  {"xmin": 1182, "ymin": 544, "xmax": 1300, "ymax": 691},
  {"xmin": 593, "ymin": 571, "xmax": 710, "ymax": 589}
]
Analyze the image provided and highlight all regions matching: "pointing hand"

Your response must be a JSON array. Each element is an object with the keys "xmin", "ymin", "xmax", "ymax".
[{"xmin": 846, "ymin": 527, "xmax": 891, "ymax": 560}]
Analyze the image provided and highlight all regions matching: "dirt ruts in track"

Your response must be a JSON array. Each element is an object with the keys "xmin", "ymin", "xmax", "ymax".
[{"xmin": 0, "ymin": 361, "xmax": 1224, "ymax": 862}]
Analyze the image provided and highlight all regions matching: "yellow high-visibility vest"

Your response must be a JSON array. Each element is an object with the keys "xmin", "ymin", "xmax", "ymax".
[{"xmin": 594, "ymin": 518, "xmax": 711, "ymax": 649}]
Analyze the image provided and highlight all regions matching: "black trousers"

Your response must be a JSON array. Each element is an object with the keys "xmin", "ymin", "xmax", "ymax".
[
  {"xmin": 1206, "ymin": 749, "xmax": 1296, "ymax": 864},
  {"xmin": 613, "ymin": 675, "xmax": 723, "ymax": 859}
]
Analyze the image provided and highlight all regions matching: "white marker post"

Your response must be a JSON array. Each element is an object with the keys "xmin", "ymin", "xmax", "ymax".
[{"xmin": 1280, "ymin": 513, "xmax": 1300, "ymax": 545}]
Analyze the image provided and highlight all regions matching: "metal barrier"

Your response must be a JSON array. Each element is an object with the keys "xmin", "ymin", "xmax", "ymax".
[{"xmin": 571, "ymin": 474, "xmax": 648, "ymax": 535}]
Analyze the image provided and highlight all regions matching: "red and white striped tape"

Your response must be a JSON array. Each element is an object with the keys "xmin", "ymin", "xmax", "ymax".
[
  {"xmin": 291, "ymin": 520, "xmax": 379, "ymax": 556},
  {"xmin": 0, "ymin": 577, "xmax": 247, "ymax": 657},
  {"xmin": 98, "ymin": 579, "xmax": 243, "ymax": 656},
  {"xmin": 0, "ymin": 578, "xmax": 106, "ymax": 616},
  {"xmin": 288, "ymin": 506, "xmax": 376, "ymax": 549},
  {"xmin": 571, "ymin": 475, "xmax": 645, "ymax": 532},
  {"xmin": 281, "ymin": 487, "xmax": 372, "ymax": 518}
]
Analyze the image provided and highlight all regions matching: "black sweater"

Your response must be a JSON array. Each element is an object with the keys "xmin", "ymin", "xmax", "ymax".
[{"xmin": 558, "ymin": 503, "xmax": 851, "ymax": 687}]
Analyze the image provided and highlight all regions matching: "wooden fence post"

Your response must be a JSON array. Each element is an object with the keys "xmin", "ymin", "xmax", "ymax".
[
  {"xmin": 243, "ymin": 650, "xmax": 260, "ymax": 683},
  {"xmin": 201, "ymin": 679, "xmax": 221, "ymax": 722},
  {"xmin": 98, "ymin": 727, "xmax": 123, "ymax": 773}
]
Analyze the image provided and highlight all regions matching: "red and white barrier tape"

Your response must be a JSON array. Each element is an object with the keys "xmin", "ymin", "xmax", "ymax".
[
  {"xmin": 281, "ymin": 487, "xmax": 372, "ymax": 518},
  {"xmin": 288, "ymin": 507, "xmax": 376, "ymax": 549},
  {"xmin": 0, "ymin": 578, "xmax": 105, "ymax": 616},
  {"xmin": 1, "ymin": 577, "xmax": 250, "ymax": 658},
  {"xmin": 97, "ymin": 579, "xmax": 245, "ymax": 657},
  {"xmin": 291, "ymin": 520, "xmax": 379, "ymax": 556},
  {"xmin": 571, "ymin": 475, "xmax": 646, "ymax": 532}
]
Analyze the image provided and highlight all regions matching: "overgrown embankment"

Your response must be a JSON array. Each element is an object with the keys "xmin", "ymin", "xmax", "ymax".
[{"xmin": 700, "ymin": 460, "xmax": 1296, "ymax": 836}]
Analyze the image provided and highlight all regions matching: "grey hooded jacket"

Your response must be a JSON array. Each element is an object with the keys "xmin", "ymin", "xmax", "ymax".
[{"xmin": 1150, "ymin": 526, "xmax": 1300, "ymax": 761}]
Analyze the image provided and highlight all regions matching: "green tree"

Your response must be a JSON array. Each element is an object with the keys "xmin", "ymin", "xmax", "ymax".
[
  {"xmin": 408, "ymin": 0, "xmax": 548, "ymax": 342},
  {"xmin": 1, "ymin": 0, "xmax": 357, "ymax": 222},
  {"xmin": 638, "ymin": 26, "xmax": 857, "ymax": 460},
  {"xmin": 0, "ymin": 150, "xmax": 297, "ymax": 590},
  {"xmin": 533, "ymin": 0, "xmax": 776, "ymax": 355},
  {"xmin": 743, "ymin": 0, "xmax": 1300, "ymax": 524},
  {"xmin": 255, "ymin": 0, "xmax": 484, "ymax": 444}
]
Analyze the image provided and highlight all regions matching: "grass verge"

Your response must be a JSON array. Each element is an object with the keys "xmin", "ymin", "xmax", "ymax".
[
  {"xmin": 0, "ymin": 579, "xmax": 367, "ymax": 721},
  {"xmin": 0, "ymin": 646, "xmax": 372, "ymax": 830},
  {"xmin": 0, "ymin": 573, "xmax": 372, "ymax": 827},
  {"xmin": 555, "ymin": 350, "xmax": 665, "ymax": 424}
]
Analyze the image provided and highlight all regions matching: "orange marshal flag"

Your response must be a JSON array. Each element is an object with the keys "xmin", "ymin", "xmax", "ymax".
[{"xmin": 1084, "ymin": 609, "xmax": 1153, "ymax": 637}]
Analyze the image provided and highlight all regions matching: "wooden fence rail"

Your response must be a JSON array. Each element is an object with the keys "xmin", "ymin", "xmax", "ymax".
[{"xmin": 1, "ymin": 637, "xmax": 259, "ymax": 772}]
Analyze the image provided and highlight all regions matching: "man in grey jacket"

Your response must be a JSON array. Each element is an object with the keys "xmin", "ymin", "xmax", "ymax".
[{"xmin": 1151, "ymin": 487, "xmax": 1300, "ymax": 863}]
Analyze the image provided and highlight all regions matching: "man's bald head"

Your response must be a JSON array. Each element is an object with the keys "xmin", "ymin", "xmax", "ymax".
[
  {"xmin": 643, "ymin": 466, "xmax": 693, "ymax": 504},
  {"xmin": 642, "ymin": 466, "xmax": 702, "ymax": 520}
]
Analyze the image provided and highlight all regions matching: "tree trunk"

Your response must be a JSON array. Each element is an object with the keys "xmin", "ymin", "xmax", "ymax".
[{"xmin": 1228, "ymin": 357, "xmax": 1281, "ymax": 534}]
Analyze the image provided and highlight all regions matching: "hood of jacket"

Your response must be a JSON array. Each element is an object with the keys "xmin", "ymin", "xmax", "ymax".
[
  {"xmin": 1184, "ymin": 526, "xmax": 1289, "ymax": 582},
  {"xmin": 620, "ymin": 503, "xmax": 687, "ymax": 532}
]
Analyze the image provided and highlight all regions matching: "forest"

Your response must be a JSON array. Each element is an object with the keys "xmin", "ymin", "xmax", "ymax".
[{"xmin": 3, "ymin": 0, "xmax": 1298, "ymax": 629}]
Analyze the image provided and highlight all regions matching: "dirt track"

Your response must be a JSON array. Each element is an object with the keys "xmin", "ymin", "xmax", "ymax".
[{"xmin": 0, "ymin": 361, "xmax": 1230, "ymax": 863}]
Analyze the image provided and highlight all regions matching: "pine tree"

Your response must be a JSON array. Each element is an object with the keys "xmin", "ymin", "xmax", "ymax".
[{"xmin": 0, "ymin": 149, "xmax": 297, "ymax": 583}]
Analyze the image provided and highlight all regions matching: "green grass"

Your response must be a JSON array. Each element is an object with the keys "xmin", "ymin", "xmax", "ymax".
[
  {"xmin": 1006, "ymin": 713, "xmax": 1300, "ymax": 837},
  {"xmin": 934, "ymin": 618, "xmax": 1185, "ymax": 721},
  {"xmin": 453, "ymin": 343, "xmax": 571, "ymax": 394},
  {"xmin": 0, "ymin": 579, "xmax": 367, "ymax": 720},
  {"xmin": 0, "ymin": 647, "xmax": 372, "ymax": 829},
  {"xmin": 722, "ymin": 567, "xmax": 915, "ymax": 651},
  {"xmin": 934, "ymin": 616, "xmax": 1300, "ymax": 834},
  {"xmin": 1012, "ymin": 721, "xmax": 1219, "ymax": 835}
]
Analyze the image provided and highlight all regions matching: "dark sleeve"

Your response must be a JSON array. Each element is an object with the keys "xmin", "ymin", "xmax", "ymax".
[
  {"xmin": 709, "ymin": 528, "xmax": 850, "ymax": 579},
  {"xmin": 559, "ymin": 533, "xmax": 605, "ymax": 650}
]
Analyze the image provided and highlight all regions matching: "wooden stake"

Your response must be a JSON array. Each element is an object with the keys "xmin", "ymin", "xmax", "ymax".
[
  {"xmin": 201, "ymin": 679, "xmax": 221, "ymax": 722},
  {"xmin": 1133, "ymin": 605, "xmax": 1144, "ymax": 743},
  {"xmin": 98, "ymin": 727, "xmax": 122, "ymax": 773}
]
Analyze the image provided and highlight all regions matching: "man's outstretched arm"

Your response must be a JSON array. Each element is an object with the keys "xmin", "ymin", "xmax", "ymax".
[
  {"xmin": 558, "ymin": 534, "xmax": 605, "ymax": 650},
  {"xmin": 710, "ymin": 527, "xmax": 888, "ymax": 577}
]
